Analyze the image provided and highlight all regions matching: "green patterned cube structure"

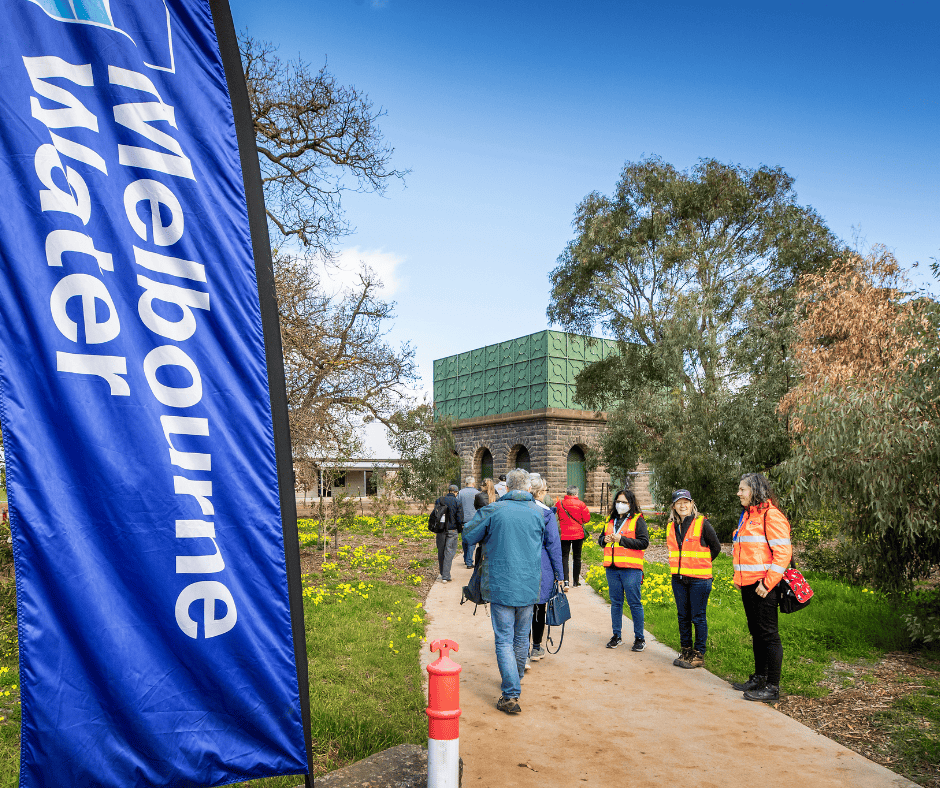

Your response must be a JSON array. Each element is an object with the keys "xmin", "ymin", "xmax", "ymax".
[
  {"xmin": 432, "ymin": 331, "xmax": 652, "ymax": 509},
  {"xmin": 432, "ymin": 330, "xmax": 618, "ymax": 420}
]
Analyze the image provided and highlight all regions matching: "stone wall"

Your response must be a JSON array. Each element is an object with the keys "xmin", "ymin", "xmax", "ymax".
[{"xmin": 451, "ymin": 408, "xmax": 650, "ymax": 508}]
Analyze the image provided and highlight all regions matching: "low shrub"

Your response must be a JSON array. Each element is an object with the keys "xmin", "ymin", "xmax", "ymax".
[{"xmin": 902, "ymin": 588, "xmax": 940, "ymax": 647}]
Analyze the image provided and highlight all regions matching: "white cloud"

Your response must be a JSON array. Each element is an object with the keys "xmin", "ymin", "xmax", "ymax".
[{"xmin": 317, "ymin": 246, "xmax": 406, "ymax": 297}]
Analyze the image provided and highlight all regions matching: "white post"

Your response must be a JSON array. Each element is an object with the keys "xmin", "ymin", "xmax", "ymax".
[{"xmin": 427, "ymin": 738, "xmax": 459, "ymax": 788}]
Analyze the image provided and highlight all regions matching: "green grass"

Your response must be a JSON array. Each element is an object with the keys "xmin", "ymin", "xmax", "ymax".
[
  {"xmin": 874, "ymin": 676, "xmax": 940, "ymax": 787},
  {"xmin": 585, "ymin": 554, "xmax": 909, "ymax": 696}
]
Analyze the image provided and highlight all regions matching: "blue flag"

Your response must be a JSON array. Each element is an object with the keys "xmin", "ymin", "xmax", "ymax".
[{"xmin": 0, "ymin": 1, "xmax": 309, "ymax": 785}]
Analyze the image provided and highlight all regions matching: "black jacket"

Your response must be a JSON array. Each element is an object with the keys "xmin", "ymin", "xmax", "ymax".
[
  {"xmin": 673, "ymin": 515, "xmax": 722, "ymax": 560},
  {"xmin": 433, "ymin": 493, "xmax": 461, "ymax": 531},
  {"xmin": 598, "ymin": 514, "xmax": 650, "ymax": 551}
]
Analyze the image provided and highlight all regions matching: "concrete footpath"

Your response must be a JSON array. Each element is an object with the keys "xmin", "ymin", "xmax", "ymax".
[{"xmin": 421, "ymin": 564, "xmax": 918, "ymax": 788}]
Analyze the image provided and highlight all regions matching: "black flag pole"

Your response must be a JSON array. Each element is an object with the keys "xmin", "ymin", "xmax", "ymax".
[{"xmin": 207, "ymin": 1, "xmax": 314, "ymax": 785}]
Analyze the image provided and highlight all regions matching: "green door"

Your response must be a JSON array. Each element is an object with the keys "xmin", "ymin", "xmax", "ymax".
[{"xmin": 567, "ymin": 446, "xmax": 586, "ymax": 498}]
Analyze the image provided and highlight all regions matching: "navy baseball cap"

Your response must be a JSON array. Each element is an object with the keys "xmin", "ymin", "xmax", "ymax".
[{"xmin": 671, "ymin": 489, "xmax": 692, "ymax": 504}]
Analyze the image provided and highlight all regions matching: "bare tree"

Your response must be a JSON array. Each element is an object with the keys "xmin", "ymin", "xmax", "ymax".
[
  {"xmin": 275, "ymin": 251, "xmax": 417, "ymax": 458},
  {"xmin": 239, "ymin": 35, "xmax": 416, "ymax": 456},
  {"xmin": 241, "ymin": 34, "xmax": 408, "ymax": 258}
]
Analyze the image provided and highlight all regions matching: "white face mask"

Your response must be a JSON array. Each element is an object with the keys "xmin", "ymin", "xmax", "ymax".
[{"xmin": 615, "ymin": 502, "xmax": 630, "ymax": 515}]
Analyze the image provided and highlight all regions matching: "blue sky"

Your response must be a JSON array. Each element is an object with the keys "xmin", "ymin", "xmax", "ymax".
[{"xmin": 229, "ymin": 0, "xmax": 939, "ymax": 452}]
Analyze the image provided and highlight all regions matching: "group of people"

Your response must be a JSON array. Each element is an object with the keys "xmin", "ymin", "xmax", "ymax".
[{"xmin": 434, "ymin": 468, "xmax": 793, "ymax": 713}]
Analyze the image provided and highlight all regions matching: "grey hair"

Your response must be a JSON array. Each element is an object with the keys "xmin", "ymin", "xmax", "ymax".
[
  {"xmin": 529, "ymin": 476, "xmax": 547, "ymax": 495},
  {"xmin": 506, "ymin": 468, "xmax": 531, "ymax": 492},
  {"xmin": 740, "ymin": 473, "xmax": 774, "ymax": 506},
  {"xmin": 566, "ymin": 485, "xmax": 580, "ymax": 497},
  {"xmin": 465, "ymin": 476, "xmax": 475, "ymax": 486}
]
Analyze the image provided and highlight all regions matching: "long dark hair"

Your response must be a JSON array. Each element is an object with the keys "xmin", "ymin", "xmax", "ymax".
[
  {"xmin": 740, "ymin": 473, "xmax": 779, "ymax": 508},
  {"xmin": 608, "ymin": 488, "xmax": 639, "ymax": 520}
]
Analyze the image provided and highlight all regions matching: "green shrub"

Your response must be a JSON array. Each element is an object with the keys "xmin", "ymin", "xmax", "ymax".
[
  {"xmin": 800, "ymin": 537, "xmax": 864, "ymax": 581},
  {"xmin": 901, "ymin": 588, "xmax": 940, "ymax": 647}
]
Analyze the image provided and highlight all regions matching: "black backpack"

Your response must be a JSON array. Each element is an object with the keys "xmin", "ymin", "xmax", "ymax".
[
  {"xmin": 460, "ymin": 544, "xmax": 486, "ymax": 614},
  {"xmin": 428, "ymin": 500, "xmax": 449, "ymax": 533}
]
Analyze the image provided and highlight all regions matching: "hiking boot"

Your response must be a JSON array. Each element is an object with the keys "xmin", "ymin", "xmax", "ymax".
[
  {"xmin": 743, "ymin": 684, "xmax": 780, "ymax": 702},
  {"xmin": 732, "ymin": 674, "xmax": 767, "ymax": 692},
  {"xmin": 606, "ymin": 635, "xmax": 622, "ymax": 649},
  {"xmin": 496, "ymin": 696, "xmax": 521, "ymax": 714},
  {"xmin": 673, "ymin": 647, "xmax": 693, "ymax": 667},
  {"xmin": 530, "ymin": 645, "xmax": 547, "ymax": 661},
  {"xmin": 631, "ymin": 638, "xmax": 646, "ymax": 652},
  {"xmin": 677, "ymin": 649, "xmax": 704, "ymax": 669}
]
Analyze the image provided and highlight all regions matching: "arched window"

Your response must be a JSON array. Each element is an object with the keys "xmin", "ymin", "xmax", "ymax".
[
  {"xmin": 515, "ymin": 446, "xmax": 531, "ymax": 472},
  {"xmin": 567, "ymin": 446, "xmax": 586, "ymax": 498},
  {"xmin": 480, "ymin": 448, "xmax": 493, "ymax": 480}
]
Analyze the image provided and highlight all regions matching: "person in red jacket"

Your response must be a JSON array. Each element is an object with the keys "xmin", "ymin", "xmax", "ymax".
[
  {"xmin": 556, "ymin": 486, "xmax": 591, "ymax": 587},
  {"xmin": 731, "ymin": 472, "xmax": 793, "ymax": 702}
]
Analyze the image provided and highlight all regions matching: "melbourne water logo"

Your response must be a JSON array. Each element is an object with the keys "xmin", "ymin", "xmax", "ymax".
[
  {"xmin": 28, "ymin": 0, "xmax": 116, "ymax": 28},
  {"xmin": 26, "ymin": 0, "xmax": 175, "ymax": 73}
]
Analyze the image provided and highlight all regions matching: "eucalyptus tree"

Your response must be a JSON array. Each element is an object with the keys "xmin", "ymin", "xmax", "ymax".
[
  {"xmin": 782, "ymin": 249, "xmax": 940, "ymax": 597},
  {"xmin": 548, "ymin": 156, "xmax": 838, "ymax": 534}
]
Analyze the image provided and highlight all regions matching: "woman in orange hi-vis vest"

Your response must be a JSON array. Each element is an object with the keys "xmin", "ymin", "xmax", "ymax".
[
  {"xmin": 731, "ymin": 473, "xmax": 793, "ymax": 703},
  {"xmin": 668, "ymin": 489, "xmax": 721, "ymax": 670},
  {"xmin": 598, "ymin": 489, "xmax": 649, "ymax": 652}
]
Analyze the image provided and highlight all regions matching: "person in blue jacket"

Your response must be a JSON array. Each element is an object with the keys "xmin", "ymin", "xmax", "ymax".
[{"xmin": 463, "ymin": 468, "xmax": 561, "ymax": 715}]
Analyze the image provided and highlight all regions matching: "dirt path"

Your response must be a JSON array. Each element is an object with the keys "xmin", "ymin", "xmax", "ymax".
[{"xmin": 423, "ymin": 564, "xmax": 919, "ymax": 788}]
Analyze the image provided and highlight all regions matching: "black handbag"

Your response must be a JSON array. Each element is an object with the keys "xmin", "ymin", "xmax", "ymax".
[{"xmin": 544, "ymin": 584, "xmax": 571, "ymax": 654}]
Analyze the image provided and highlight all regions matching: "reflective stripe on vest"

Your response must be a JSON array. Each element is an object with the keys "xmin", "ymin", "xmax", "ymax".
[
  {"xmin": 667, "ymin": 514, "xmax": 712, "ymax": 578},
  {"xmin": 603, "ymin": 515, "xmax": 644, "ymax": 569},
  {"xmin": 732, "ymin": 504, "xmax": 791, "ymax": 584}
]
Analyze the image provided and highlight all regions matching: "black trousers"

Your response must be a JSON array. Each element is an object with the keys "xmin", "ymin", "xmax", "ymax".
[
  {"xmin": 561, "ymin": 539, "xmax": 584, "ymax": 583},
  {"xmin": 531, "ymin": 603, "xmax": 546, "ymax": 647},
  {"xmin": 740, "ymin": 581, "xmax": 783, "ymax": 685}
]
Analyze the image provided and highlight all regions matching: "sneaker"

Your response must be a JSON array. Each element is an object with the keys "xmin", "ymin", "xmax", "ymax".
[
  {"xmin": 673, "ymin": 647, "xmax": 693, "ymax": 667},
  {"xmin": 743, "ymin": 684, "xmax": 780, "ymax": 702},
  {"xmin": 496, "ymin": 696, "xmax": 521, "ymax": 714},
  {"xmin": 441, "ymin": 579, "xmax": 451, "ymax": 583},
  {"xmin": 606, "ymin": 635, "xmax": 622, "ymax": 649},
  {"xmin": 530, "ymin": 645, "xmax": 547, "ymax": 661},
  {"xmin": 631, "ymin": 638, "xmax": 646, "ymax": 652},
  {"xmin": 677, "ymin": 649, "xmax": 704, "ymax": 669},
  {"xmin": 732, "ymin": 674, "xmax": 767, "ymax": 692},
  {"xmin": 563, "ymin": 580, "xmax": 570, "ymax": 589}
]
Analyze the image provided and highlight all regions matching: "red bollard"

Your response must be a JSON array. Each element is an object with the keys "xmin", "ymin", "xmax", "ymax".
[{"xmin": 426, "ymin": 639, "xmax": 461, "ymax": 788}]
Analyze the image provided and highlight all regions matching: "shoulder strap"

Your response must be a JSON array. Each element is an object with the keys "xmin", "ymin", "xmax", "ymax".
[{"xmin": 761, "ymin": 506, "xmax": 796, "ymax": 569}]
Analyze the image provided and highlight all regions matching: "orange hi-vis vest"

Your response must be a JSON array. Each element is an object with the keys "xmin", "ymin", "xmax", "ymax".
[
  {"xmin": 667, "ymin": 515, "xmax": 712, "ymax": 578},
  {"xmin": 732, "ymin": 502, "xmax": 793, "ymax": 590},
  {"xmin": 603, "ymin": 515, "xmax": 644, "ymax": 570}
]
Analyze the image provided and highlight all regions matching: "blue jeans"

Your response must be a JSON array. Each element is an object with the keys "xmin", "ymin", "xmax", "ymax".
[
  {"xmin": 489, "ymin": 603, "xmax": 534, "ymax": 699},
  {"xmin": 462, "ymin": 534, "xmax": 474, "ymax": 567},
  {"xmin": 606, "ymin": 567, "xmax": 644, "ymax": 640},
  {"xmin": 671, "ymin": 576, "xmax": 713, "ymax": 653}
]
